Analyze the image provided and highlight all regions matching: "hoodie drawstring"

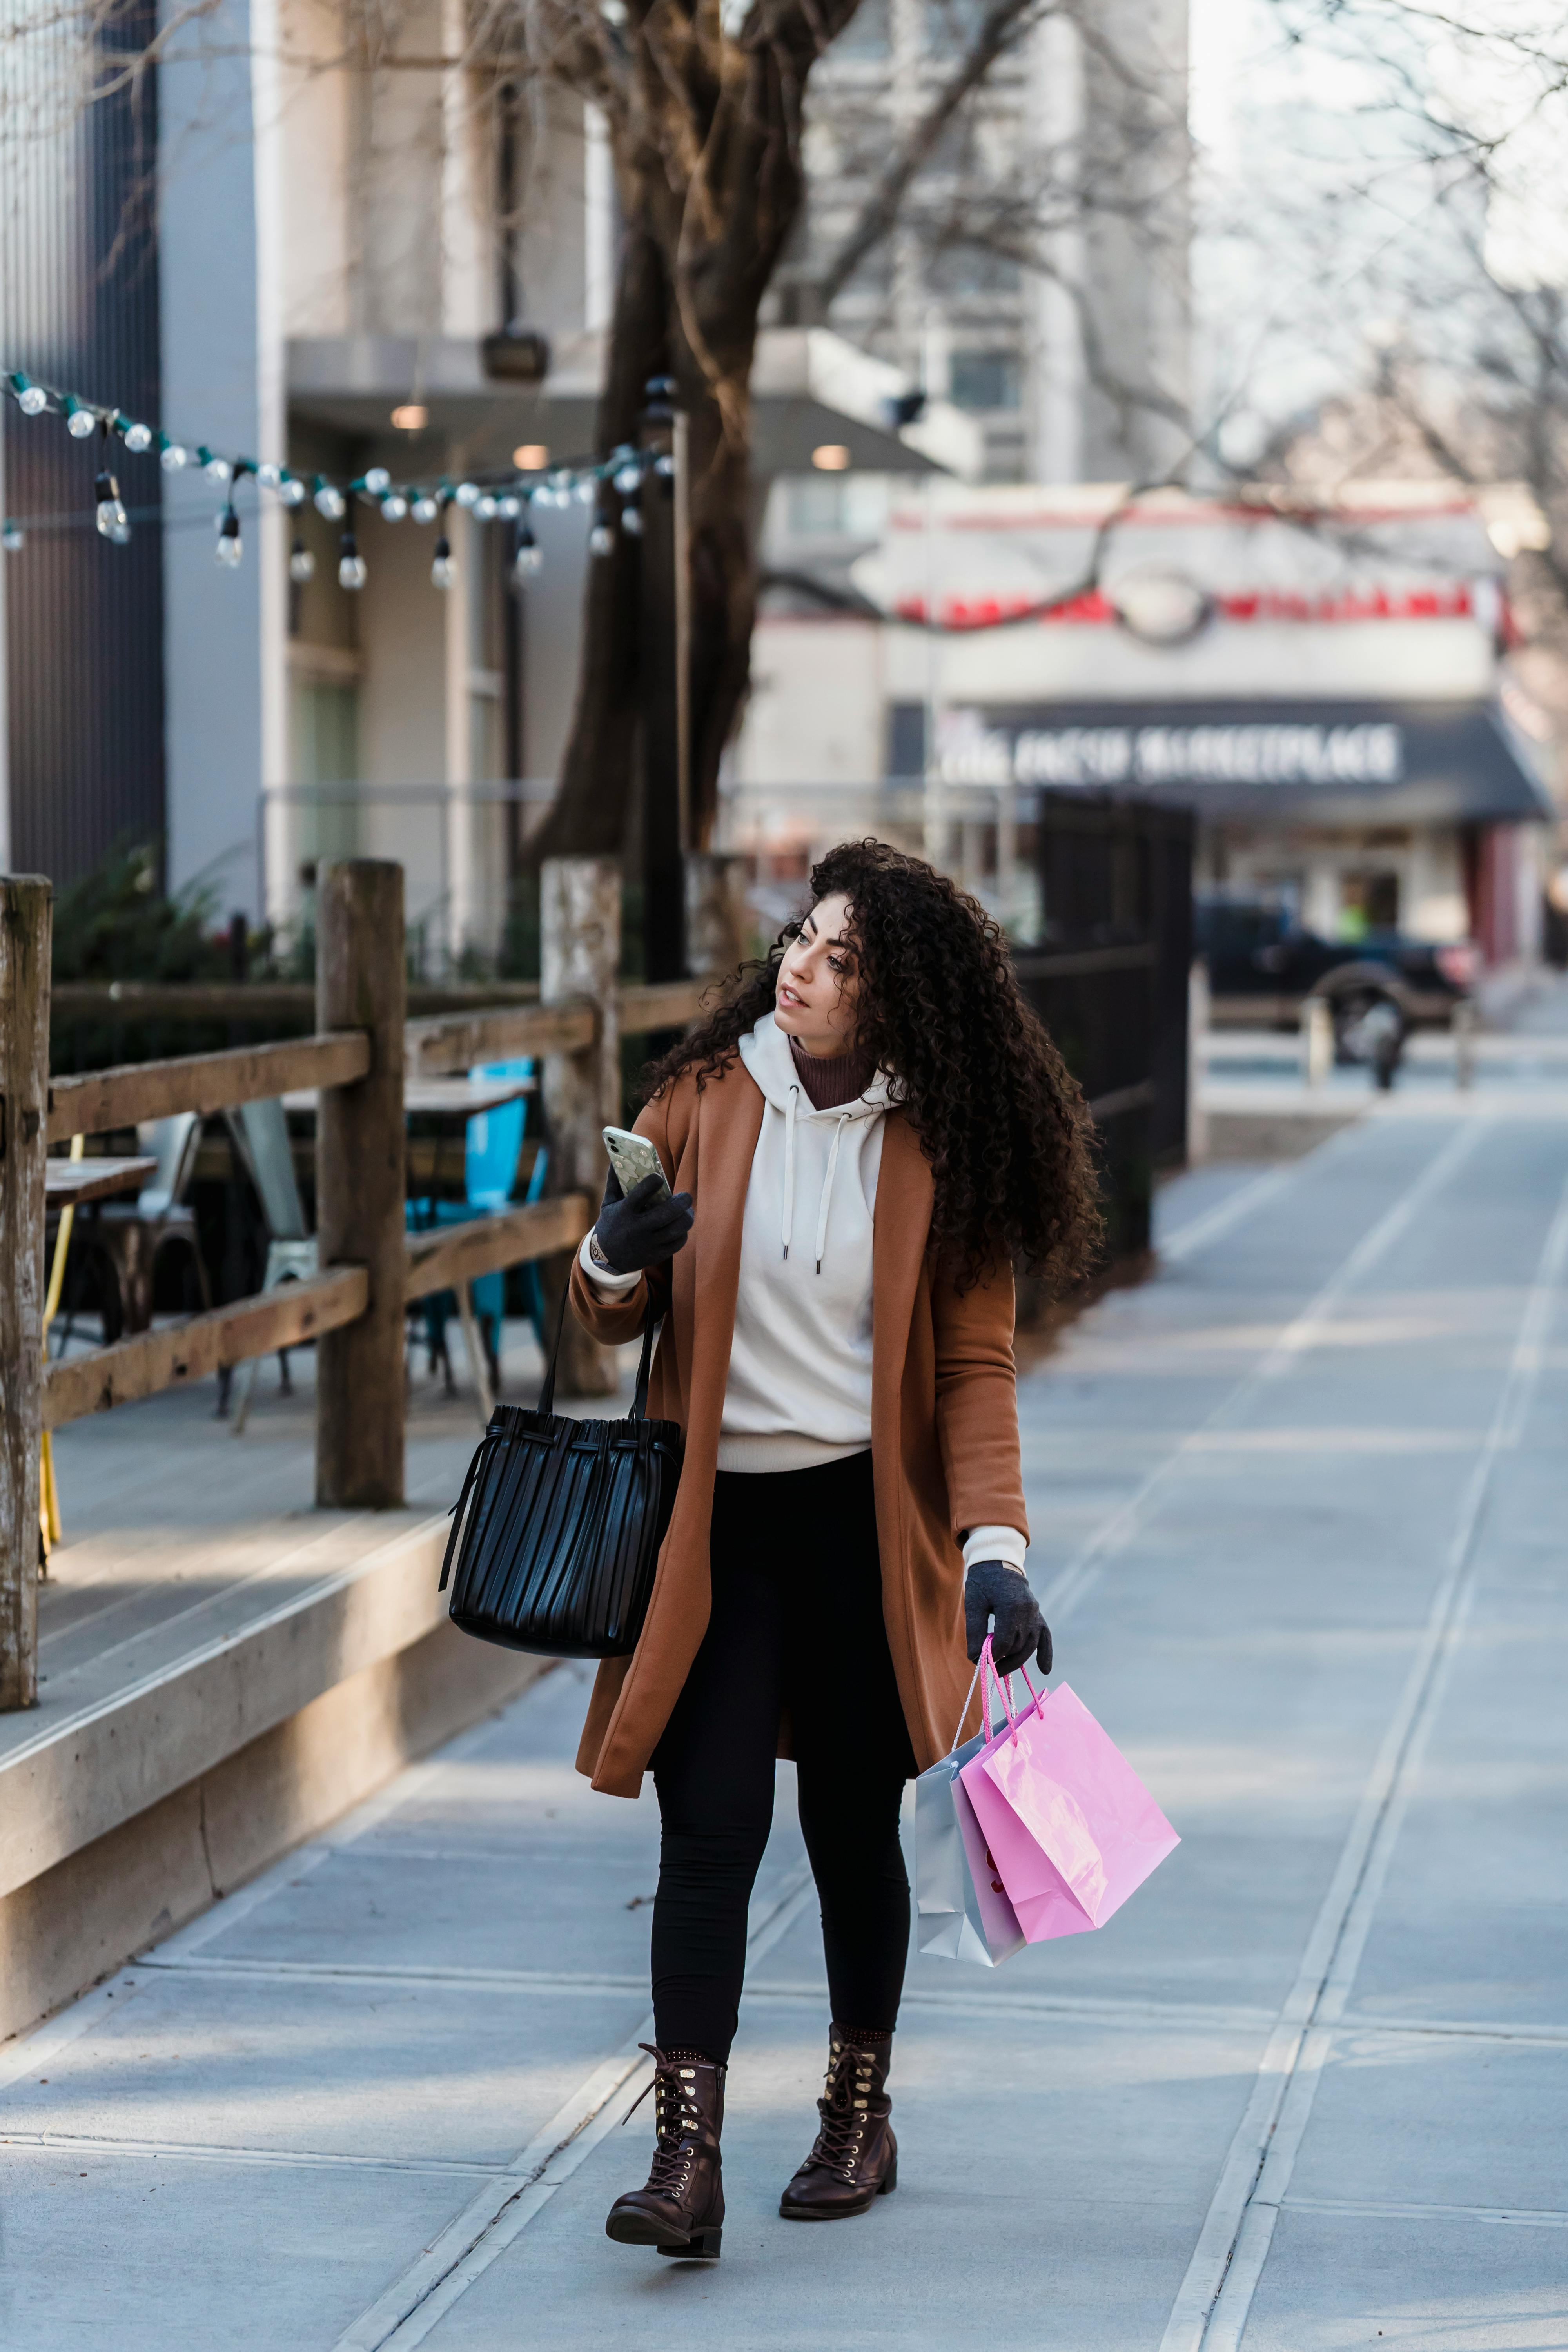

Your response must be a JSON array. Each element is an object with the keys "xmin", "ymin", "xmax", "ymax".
[
  {"xmin": 814, "ymin": 1114, "xmax": 849, "ymax": 1275},
  {"xmin": 781, "ymin": 1085, "xmax": 799, "ymax": 1260}
]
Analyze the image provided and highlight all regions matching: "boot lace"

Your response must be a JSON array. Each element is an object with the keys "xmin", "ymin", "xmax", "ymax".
[
  {"xmin": 625, "ymin": 2046, "xmax": 705, "ymax": 2200},
  {"xmin": 807, "ymin": 2039, "xmax": 879, "ymax": 2183}
]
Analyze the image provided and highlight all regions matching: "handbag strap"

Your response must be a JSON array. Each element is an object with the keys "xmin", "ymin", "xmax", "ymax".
[
  {"xmin": 536, "ymin": 1271, "xmax": 660, "ymax": 1421},
  {"xmin": 439, "ymin": 1427, "xmax": 501, "ymax": 1592}
]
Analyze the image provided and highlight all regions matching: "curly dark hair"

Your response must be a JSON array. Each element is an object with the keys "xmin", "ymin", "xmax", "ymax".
[{"xmin": 643, "ymin": 839, "xmax": 1103, "ymax": 1293}]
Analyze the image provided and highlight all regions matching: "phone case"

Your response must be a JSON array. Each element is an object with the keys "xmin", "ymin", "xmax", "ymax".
[{"xmin": 604, "ymin": 1132, "xmax": 668, "ymax": 1196}]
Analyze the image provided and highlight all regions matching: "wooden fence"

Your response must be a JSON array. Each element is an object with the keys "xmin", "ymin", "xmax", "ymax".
[{"xmin": 0, "ymin": 857, "xmax": 706, "ymax": 1714}]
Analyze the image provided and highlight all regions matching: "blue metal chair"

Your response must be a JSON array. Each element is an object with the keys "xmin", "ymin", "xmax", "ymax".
[{"xmin": 407, "ymin": 1059, "xmax": 545, "ymax": 1421}]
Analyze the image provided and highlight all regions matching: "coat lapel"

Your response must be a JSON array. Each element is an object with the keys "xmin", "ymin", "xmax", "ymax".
[{"xmin": 871, "ymin": 1111, "xmax": 933, "ymax": 1412}]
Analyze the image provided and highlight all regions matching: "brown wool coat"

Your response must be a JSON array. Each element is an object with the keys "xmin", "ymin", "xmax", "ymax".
[{"xmin": 568, "ymin": 1053, "xmax": 1029, "ymax": 1798}]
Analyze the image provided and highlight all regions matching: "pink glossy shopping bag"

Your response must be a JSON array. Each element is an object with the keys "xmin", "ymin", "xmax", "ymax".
[{"xmin": 958, "ymin": 1643, "xmax": 1179, "ymax": 1942}]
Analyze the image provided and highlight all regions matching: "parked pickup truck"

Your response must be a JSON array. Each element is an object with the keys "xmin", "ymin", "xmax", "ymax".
[{"xmin": 1195, "ymin": 897, "xmax": 1477, "ymax": 1062}]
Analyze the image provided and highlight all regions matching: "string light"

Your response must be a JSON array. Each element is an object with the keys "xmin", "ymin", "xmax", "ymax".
[
  {"xmin": 338, "ymin": 527, "xmax": 367, "ymax": 592},
  {"xmin": 2, "ymin": 363, "xmax": 669, "ymax": 594},
  {"xmin": 94, "ymin": 468, "xmax": 129, "ymax": 543}
]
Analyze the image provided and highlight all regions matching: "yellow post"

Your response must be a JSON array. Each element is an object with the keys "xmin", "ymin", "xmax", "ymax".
[{"xmin": 38, "ymin": 1134, "xmax": 85, "ymax": 1559}]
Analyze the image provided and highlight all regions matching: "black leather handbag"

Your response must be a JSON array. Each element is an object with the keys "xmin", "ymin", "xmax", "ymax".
[{"xmin": 439, "ymin": 1292, "xmax": 681, "ymax": 1658}]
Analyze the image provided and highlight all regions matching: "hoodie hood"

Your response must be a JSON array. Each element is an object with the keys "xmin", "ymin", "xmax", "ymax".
[
  {"xmin": 738, "ymin": 1010, "xmax": 896, "ymax": 1121},
  {"xmin": 737, "ymin": 1011, "xmax": 895, "ymax": 1273}
]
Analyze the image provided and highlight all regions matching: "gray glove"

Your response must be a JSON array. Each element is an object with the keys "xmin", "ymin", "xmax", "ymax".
[
  {"xmin": 965, "ymin": 1559, "xmax": 1052, "ymax": 1679},
  {"xmin": 591, "ymin": 1165, "xmax": 693, "ymax": 1276}
]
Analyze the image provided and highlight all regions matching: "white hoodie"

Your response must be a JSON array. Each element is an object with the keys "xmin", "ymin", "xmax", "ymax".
[{"xmin": 581, "ymin": 1011, "xmax": 1024, "ymax": 1565}]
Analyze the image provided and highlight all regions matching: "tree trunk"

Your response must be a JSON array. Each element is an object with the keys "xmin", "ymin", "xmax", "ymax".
[
  {"xmin": 528, "ymin": 212, "xmax": 757, "ymax": 864},
  {"xmin": 530, "ymin": 2, "xmax": 848, "ymax": 868}
]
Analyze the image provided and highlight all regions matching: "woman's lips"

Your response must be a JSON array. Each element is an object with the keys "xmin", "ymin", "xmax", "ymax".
[{"xmin": 779, "ymin": 984, "xmax": 802, "ymax": 1006}]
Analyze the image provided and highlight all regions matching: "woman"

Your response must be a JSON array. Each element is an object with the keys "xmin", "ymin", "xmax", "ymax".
[{"xmin": 569, "ymin": 839, "xmax": 1101, "ymax": 2260}]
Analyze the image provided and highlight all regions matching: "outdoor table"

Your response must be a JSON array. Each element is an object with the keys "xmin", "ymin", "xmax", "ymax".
[
  {"xmin": 280, "ymin": 1075, "xmax": 536, "ymax": 1116},
  {"xmin": 45, "ymin": 1156, "xmax": 156, "ymax": 1205}
]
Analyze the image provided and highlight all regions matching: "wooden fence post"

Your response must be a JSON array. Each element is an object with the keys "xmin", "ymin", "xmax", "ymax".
[
  {"xmin": 541, "ymin": 857, "xmax": 620, "ymax": 1397},
  {"xmin": 316, "ymin": 861, "xmax": 407, "ymax": 1507},
  {"xmin": 685, "ymin": 851, "xmax": 749, "ymax": 979},
  {"xmin": 0, "ymin": 878, "xmax": 51, "ymax": 1710}
]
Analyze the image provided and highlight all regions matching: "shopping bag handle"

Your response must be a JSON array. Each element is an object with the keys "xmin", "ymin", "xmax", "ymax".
[
  {"xmin": 950, "ymin": 1637, "xmax": 1049, "ymax": 1753},
  {"xmin": 978, "ymin": 1636, "xmax": 1050, "ymax": 1746}
]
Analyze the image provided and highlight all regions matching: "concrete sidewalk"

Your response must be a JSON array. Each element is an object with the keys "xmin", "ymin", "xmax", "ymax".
[{"xmin": 3, "ymin": 1114, "xmax": 1566, "ymax": 2350}]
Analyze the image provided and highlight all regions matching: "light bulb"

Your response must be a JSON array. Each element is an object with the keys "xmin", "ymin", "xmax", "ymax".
[
  {"xmin": 549, "ymin": 470, "xmax": 572, "ymax": 495},
  {"xmin": 412, "ymin": 495, "xmax": 439, "ymax": 524},
  {"xmin": 380, "ymin": 494, "xmax": 408, "ymax": 521},
  {"xmin": 655, "ymin": 452, "xmax": 676, "ymax": 477},
  {"xmin": 575, "ymin": 477, "xmax": 596, "ymax": 506},
  {"xmin": 289, "ymin": 538, "xmax": 316, "ymax": 584},
  {"xmin": 314, "ymin": 483, "xmax": 345, "ymax": 521},
  {"xmin": 475, "ymin": 494, "xmax": 497, "ymax": 521},
  {"xmin": 203, "ymin": 452, "xmax": 232, "ymax": 482},
  {"xmin": 123, "ymin": 421, "xmax": 152, "ymax": 454},
  {"xmin": 256, "ymin": 462, "xmax": 281, "ymax": 491},
  {"xmin": 589, "ymin": 521, "xmax": 614, "ymax": 557},
  {"xmin": 67, "ymin": 404, "xmax": 96, "ymax": 439},
  {"xmin": 363, "ymin": 465, "xmax": 391, "ymax": 494},
  {"xmin": 94, "ymin": 470, "xmax": 129, "ymax": 541},
  {"xmin": 216, "ymin": 508, "xmax": 243, "ymax": 568},
  {"xmin": 454, "ymin": 482, "xmax": 479, "ymax": 508},
  {"xmin": 279, "ymin": 476, "xmax": 306, "ymax": 507},
  {"xmin": 497, "ymin": 494, "xmax": 520, "ymax": 519},
  {"xmin": 512, "ymin": 529, "xmax": 542, "ymax": 580},
  {"xmin": 17, "ymin": 383, "xmax": 47, "ymax": 417},
  {"xmin": 160, "ymin": 442, "xmax": 189, "ymax": 472},
  {"xmin": 621, "ymin": 503, "xmax": 644, "ymax": 536},
  {"xmin": 431, "ymin": 535, "xmax": 455, "ymax": 589},
  {"xmin": 2, "ymin": 523, "xmax": 24, "ymax": 553},
  {"xmin": 613, "ymin": 463, "xmax": 641, "ymax": 495},
  {"xmin": 338, "ymin": 532, "xmax": 367, "ymax": 590}
]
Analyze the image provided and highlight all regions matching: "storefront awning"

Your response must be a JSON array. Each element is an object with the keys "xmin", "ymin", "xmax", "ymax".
[{"xmin": 935, "ymin": 699, "xmax": 1554, "ymax": 824}]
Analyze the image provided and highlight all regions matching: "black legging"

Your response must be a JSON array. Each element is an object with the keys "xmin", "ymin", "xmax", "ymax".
[{"xmin": 650, "ymin": 1450, "xmax": 918, "ymax": 2062}]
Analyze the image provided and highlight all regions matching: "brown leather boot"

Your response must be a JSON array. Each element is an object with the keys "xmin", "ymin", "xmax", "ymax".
[
  {"xmin": 605, "ymin": 2045, "xmax": 726, "ymax": 2259},
  {"xmin": 779, "ymin": 2027, "xmax": 897, "ymax": 2220}
]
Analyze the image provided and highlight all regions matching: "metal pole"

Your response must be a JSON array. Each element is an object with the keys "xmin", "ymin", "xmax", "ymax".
[{"xmin": 673, "ymin": 407, "xmax": 691, "ymax": 857}]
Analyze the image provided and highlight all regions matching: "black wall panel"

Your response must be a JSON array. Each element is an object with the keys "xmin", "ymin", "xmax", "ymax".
[{"xmin": 1, "ymin": 2, "xmax": 165, "ymax": 884}]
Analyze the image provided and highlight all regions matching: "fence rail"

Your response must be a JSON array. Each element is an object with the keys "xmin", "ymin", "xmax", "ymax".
[{"xmin": 48, "ymin": 1033, "xmax": 372, "ymax": 1146}]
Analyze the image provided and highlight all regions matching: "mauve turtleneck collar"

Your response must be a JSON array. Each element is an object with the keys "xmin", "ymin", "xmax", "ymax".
[{"xmin": 788, "ymin": 1034, "xmax": 877, "ymax": 1111}]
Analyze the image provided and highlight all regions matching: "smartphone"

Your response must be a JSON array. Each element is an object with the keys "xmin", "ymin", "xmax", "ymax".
[{"xmin": 603, "ymin": 1125, "xmax": 671, "ymax": 1200}]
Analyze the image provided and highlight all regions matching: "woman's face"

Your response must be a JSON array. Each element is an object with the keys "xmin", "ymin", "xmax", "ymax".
[{"xmin": 774, "ymin": 892, "xmax": 860, "ymax": 1057}]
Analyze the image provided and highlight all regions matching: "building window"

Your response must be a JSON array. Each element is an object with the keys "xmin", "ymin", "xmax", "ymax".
[
  {"xmin": 788, "ymin": 477, "xmax": 847, "ymax": 535},
  {"xmin": 833, "ymin": 0, "xmax": 889, "ymax": 56},
  {"xmin": 949, "ymin": 349, "xmax": 1023, "ymax": 412}
]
